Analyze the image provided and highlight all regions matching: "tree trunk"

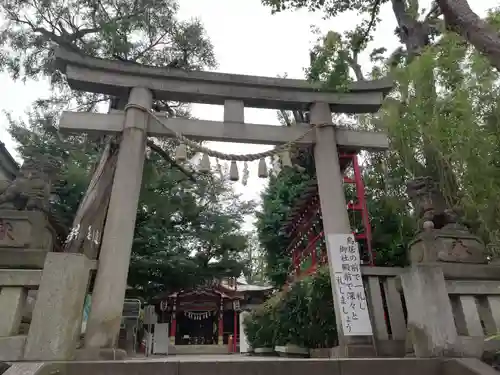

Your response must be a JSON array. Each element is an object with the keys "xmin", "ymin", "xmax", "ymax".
[
  {"xmin": 436, "ymin": 0, "xmax": 500, "ymax": 72},
  {"xmin": 391, "ymin": 0, "xmax": 460, "ymax": 207},
  {"xmin": 391, "ymin": 0, "xmax": 439, "ymax": 181}
]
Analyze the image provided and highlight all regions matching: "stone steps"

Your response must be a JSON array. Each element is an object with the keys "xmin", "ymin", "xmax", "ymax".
[{"xmin": 2, "ymin": 358, "xmax": 498, "ymax": 375}]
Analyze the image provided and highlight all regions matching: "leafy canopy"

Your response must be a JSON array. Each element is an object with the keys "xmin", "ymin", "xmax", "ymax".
[{"xmin": 1, "ymin": 0, "xmax": 255, "ymax": 299}]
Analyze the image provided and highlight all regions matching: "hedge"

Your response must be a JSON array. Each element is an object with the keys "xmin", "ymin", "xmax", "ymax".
[{"xmin": 244, "ymin": 266, "xmax": 338, "ymax": 349}]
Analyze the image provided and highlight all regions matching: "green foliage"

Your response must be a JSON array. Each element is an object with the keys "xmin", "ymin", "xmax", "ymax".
[
  {"xmin": 262, "ymin": 0, "xmax": 388, "ymax": 19},
  {"xmin": 274, "ymin": 280, "xmax": 310, "ymax": 346},
  {"xmin": 262, "ymin": 0, "xmax": 387, "ymax": 61},
  {"xmin": 1, "ymin": 0, "xmax": 216, "ymax": 81},
  {"xmin": 244, "ymin": 267, "xmax": 338, "ymax": 349},
  {"xmin": 377, "ymin": 20, "xmax": 500, "ymax": 253},
  {"xmin": 255, "ymin": 4, "xmax": 415, "ymax": 282},
  {"xmin": 244, "ymin": 295, "xmax": 280, "ymax": 348},
  {"xmin": 7, "ymin": 108, "xmax": 101, "ymax": 230},
  {"xmin": 256, "ymin": 167, "xmax": 314, "ymax": 287},
  {"xmin": 361, "ymin": 154, "xmax": 415, "ymax": 267},
  {"xmin": 308, "ymin": 31, "xmax": 352, "ymax": 89},
  {"xmin": 8, "ymin": 112, "xmax": 255, "ymax": 299},
  {"xmin": 2, "ymin": 0, "xmax": 254, "ymax": 300},
  {"xmin": 256, "ymin": 142, "xmax": 412, "ymax": 286},
  {"xmin": 306, "ymin": 267, "xmax": 337, "ymax": 348},
  {"xmin": 258, "ymin": 1, "xmax": 500, "ymax": 274},
  {"xmin": 128, "ymin": 155, "xmax": 255, "ymax": 298},
  {"xmin": 242, "ymin": 232, "xmax": 269, "ymax": 285}
]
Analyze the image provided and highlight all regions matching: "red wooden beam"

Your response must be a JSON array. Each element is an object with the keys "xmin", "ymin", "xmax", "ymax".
[
  {"xmin": 352, "ymin": 155, "xmax": 374, "ymax": 266},
  {"xmin": 285, "ymin": 203, "xmax": 320, "ymax": 255}
]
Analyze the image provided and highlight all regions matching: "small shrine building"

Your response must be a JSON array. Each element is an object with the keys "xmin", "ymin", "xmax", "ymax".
[{"xmin": 152, "ymin": 277, "xmax": 272, "ymax": 352}]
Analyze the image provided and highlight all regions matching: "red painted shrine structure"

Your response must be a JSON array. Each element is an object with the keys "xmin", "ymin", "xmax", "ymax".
[
  {"xmin": 154, "ymin": 278, "xmax": 272, "ymax": 352},
  {"xmin": 283, "ymin": 152, "xmax": 374, "ymax": 283}
]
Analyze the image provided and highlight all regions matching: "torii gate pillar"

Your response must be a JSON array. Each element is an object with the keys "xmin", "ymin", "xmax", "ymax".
[
  {"xmin": 84, "ymin": 87, "xmax": 153, "ymax": 349},
  {"xmin": 312, "ymin": 102, "xmax": 375, "ymax": 356},
  {"xmin": 311, "ymin": 102, "xmax": 351, "ymax": 235}
]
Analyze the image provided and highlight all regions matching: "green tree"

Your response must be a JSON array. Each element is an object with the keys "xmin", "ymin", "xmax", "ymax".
[
  {"xmin": 262, "ymin": 0, "xmax": 458, "ymax": 197},
  {"xmin": 129, "ymin": 159, "xmax": 255, "ymax": 298},
  {"xmin": 259, "ymin": 0, "xmax": 500, "ymax": 262},
  {"xmin": 241, "ymin": 232, "xmax": 269, "ymax": 285},
  {"xmin": 2, "ymin": 0, "xmax": 254, "ymax": 299},
  {"xmin": 256, "ymin": 167, "xmax": 314, "ymax": 287}
]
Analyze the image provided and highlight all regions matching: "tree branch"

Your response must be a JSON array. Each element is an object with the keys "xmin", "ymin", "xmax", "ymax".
[
  {"xmin": 346, "ymin": 55, "xmax": 365, "ymax": 81},
  {"xmin": 391, "ymin": 0, "xmax": 430, "ymax": 59},
  {"xmin": 4, "ymin": 11, "xmax": 81, "ymax": 53},
  {"xmin": 146, "ymin": 139, "xmax": 196, "ymax": 182},
  {"xmin": 436, "ymin": 0, "xmax": 500, "ymax": 72},
  {"xmin": 132, "ymin": 30, "xmax": 171, "ymax": 61},
  {"xmin": 423, "ymin": 3, "xmax": 441, "ymax": 22},
  {"xmin": 69, "ymin": 12, "xmax": 142, "ymax": 42},
  {"xmin": 355, "ymin": 0, "xmax": 383, "ymax": 53},
  {"xmin": 279, "ymin": 110, "xmax": 292, "ymax": 126}
]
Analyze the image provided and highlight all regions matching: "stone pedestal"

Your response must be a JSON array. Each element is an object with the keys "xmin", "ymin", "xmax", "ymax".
[
  {"xmin": 408, "ymin": 224, "xmax": 486, "ymax": 265},
  {"xmin": 401, "ymin": 265, "xmax": 458, "ymax": 357},
  {"xmin": 24, "ymin": 252, "xmax": 92, "ymax": 360},
  {"xmin": 0, "ymin": 210, "xmax": 56, "ymax": 268}
]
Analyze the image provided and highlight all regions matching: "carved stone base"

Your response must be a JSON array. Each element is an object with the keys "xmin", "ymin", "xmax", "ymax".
[
  {"xmin": 0, "ymin": 210, "xmax": 55, "ymax": 267},
  {"xmin": 408, "ymin": 224, "xmax": 486, "ymax": 265}
]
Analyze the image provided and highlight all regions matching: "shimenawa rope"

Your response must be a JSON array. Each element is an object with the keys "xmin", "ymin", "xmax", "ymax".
[{"xmin": 124, "ymin": 103, "xmax": 330, "ymax": 162}]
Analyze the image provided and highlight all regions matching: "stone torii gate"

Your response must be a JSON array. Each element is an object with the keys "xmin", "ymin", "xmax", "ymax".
[{"xmin": 55, "ymin": 48, "xmax": 392, "ymax": 356}]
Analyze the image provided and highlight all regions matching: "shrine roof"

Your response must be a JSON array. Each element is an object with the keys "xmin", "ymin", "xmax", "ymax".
[
  {"xmin": 235, "ymin": 281, "xmax": 273, "ymax": 292},
  {"xmin": 152, "ymin": 281, "xmax": 273, "ymax": 302},
  {"xmin": 167, "ymin": 288, "xmax": 239, "ymax": 300}
]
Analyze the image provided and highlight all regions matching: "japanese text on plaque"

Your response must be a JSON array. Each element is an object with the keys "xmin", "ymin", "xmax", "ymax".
[{"xmin": 327, "ymin": 234, "xmax": 372, "ymax": 336}]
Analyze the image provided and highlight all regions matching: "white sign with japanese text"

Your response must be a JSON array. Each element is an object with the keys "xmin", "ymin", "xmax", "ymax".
[{"xmin": 326, "ymin": 233, "xmax": 372, "ymax": 336}]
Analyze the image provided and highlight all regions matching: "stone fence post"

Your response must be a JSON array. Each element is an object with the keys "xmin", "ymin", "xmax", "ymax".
[
  {"xmin": 401, "ymin": 265, "xmax": 459, "ymax": 357},
  {"xmin": 402, "ymin": 177, "xmax": 488, "ymax": 358},
  {"xmin": 24, "ymin": 252, "xmax": 92, "ymax": 360}
]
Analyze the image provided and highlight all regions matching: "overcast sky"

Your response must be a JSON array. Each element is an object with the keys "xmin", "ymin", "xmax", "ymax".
[{"xmin": 0, "ymin": 0, "xmax": 495, "ymax": 228}]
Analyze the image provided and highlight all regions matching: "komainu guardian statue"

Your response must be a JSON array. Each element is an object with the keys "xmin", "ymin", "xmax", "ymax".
[
  {"xmin": 406, "ymin": 176, "xmax": 486, "ymax": 264},
  {"xmin": 0, "ymin": 155, "xmax": 60, "ymax": 213}
]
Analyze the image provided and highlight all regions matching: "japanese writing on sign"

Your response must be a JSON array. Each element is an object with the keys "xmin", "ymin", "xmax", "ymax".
[
  {"xmin": 65, "ymin": 224, "xmax": 101, "ymax": 246},
  {"xmin": 326, "ymin": 234, "xmax": 372, "ymax": 336}
]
